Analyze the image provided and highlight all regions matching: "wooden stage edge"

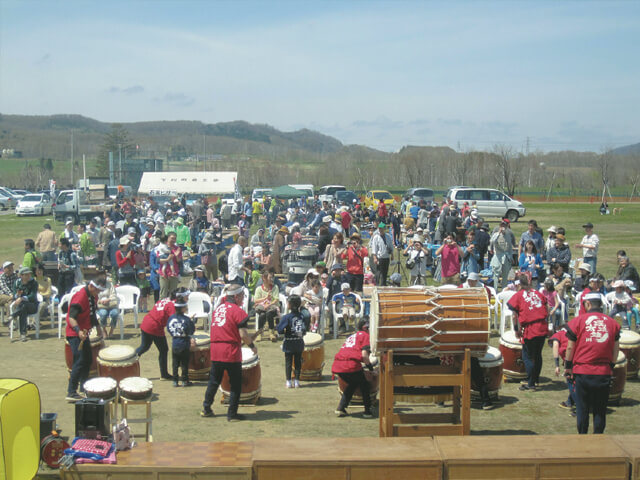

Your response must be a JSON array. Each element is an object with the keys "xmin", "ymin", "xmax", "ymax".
[{"xmin": 58, "ymin": 434, "xmax": 640, "ymax": 480}]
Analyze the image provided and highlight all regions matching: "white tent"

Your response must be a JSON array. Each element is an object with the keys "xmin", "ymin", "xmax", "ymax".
[{"xmin": 138, "ymin": 171, "xmax": 238, "ymax": 195}]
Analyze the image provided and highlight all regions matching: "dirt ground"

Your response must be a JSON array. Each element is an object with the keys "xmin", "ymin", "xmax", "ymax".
[{"xmin": 4, "ymin": 311, "xmax": 640, "ymax": 449}]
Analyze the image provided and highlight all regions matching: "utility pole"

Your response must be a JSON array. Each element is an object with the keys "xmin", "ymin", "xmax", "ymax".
[
  {"xmin": 203, "ymin": 134, "xmax": 206, "ymax": 171},
  {"xmin": 118, "ymin": 144, "xmax": 122, "ymax": 184},
  {"xmin": 70, "ymin": 131, "xmax": 74, "ymax": 186},
  {"xmin": 526, "ymin": 136, "xmax": 530, "ymax": 156}
]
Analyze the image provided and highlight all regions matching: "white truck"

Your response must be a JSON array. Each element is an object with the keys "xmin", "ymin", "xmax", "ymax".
[{"xmin": 53, "ymin": 185, "xmax": 111, "ymax": 224}]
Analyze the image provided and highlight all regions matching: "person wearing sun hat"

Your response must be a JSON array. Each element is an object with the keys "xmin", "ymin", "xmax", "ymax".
[{"xmin": 546, "ymin": 232, "xmax": 571, "ymax": 273}]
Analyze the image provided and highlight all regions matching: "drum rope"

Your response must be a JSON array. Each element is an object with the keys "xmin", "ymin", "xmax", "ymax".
[{"xmin": 377, "ymin": 316, "xmax": 490, "ymax": 327}]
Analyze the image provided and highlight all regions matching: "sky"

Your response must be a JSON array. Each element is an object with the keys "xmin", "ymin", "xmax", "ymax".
[{"xmin": 1, "ymin": 0, "xmax": 639, "ymax": 153}]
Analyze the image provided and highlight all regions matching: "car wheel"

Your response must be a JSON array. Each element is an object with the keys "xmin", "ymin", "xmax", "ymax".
[{"xmin": 506, "ymin": 210, "xmax": 519, "ymax": 222}]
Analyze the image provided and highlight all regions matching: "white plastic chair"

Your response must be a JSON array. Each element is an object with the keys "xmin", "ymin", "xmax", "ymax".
[
  {"xmin": 332, "ymin": 292, "xmax": 363, "ymax": 339},
  {"xmin": 9, "ymin": 293, "xmax": 43, "ymax": 339},
  {"xmin": 486, "ymin": 286, "xmax": 498, "ymax": 330},
  {"xmin": 188, "ymin": 292, "xmax": 213, "ymax": 331},
  {"xmin": 497, "ymin": 290, "xmax": 516, "ymax": 336},
  {"xmin": 49, "ymin": 286, "xmax": 58, "ymax": 328},
  {"xmin": 115, "ymin": 285, "xmax": 140, "ymax": 340}
]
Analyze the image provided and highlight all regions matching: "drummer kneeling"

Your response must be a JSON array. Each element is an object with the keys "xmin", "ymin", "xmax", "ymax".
[{"xmin": 331, "ymin": 318, "xmax": 374, "ymax": 418}]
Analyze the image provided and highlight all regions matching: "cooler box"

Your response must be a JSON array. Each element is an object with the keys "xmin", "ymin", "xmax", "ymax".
[{"xmin": 0, "ymin": 379, "xmax": 41, "ymax": 480}]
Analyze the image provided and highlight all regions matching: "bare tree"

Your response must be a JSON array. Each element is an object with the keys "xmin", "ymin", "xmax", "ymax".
[{"xmin": 491, "ymin": 144, "xmax": 520, "ymax": 196}]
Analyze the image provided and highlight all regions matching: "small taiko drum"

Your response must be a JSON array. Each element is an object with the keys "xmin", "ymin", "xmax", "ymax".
[
  {"xmin": 299, "ymin": 332, "xmax": 325, "ymax": 381},
  {"xmin": 499, "ymin": 330, "xmax": 526, "ymax": 381},
  {"xmin": 370, "ymin": 286, "xmax": 490, "ymax": 356},
  {"xmin": 189, "ymin": 333, "xmax": 211, "ymax": 380},
  {"xmin": 97, "ymin": 345, "xmax": 140, "ymax": 383},
  {"xmin": 472, "ymin": 346, "xmax": 504, "ymax": 399},
  {"xmin": 608, "ymin": 351, "xmax": 627, "ymax": 405},
  {"xmin": 40, "ymin": 435, "xmax": 70, "ymax": 469},
  {"xmin": 221, "ymin": 347, "xmax": 261, "ymax": 404},
  {"xmin": 65, "ymin": 330, "xmax": 104, "ymax": 377},
  {"xmin": 337, "ymin": 356, "xmax": 379, "ymax": 404},
  {"xmin": 619, "ymin": 330, "xmax": 640, "ymax": 378},
  {"xmin": 83, "ymin": 377, "xmax": 117, "ymax": 400},
  {"xmin": 119, "ymin": 376, "xmax": 153, "ymax": 400}
]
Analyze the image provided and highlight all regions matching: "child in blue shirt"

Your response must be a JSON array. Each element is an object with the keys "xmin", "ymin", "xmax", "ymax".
[
  {"xmin": 167, "ymin": 298, "xmax": 196, "ymax": 387},
  {"xmin": 332, "ymin": 283, "xmax": 361, "ymax": 331}
]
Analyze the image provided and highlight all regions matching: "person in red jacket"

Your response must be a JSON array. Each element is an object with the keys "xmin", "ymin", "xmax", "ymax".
[
  {"xmin": 116, "ymin": 237, "xmax": 136, "ymax": 286},
  {"xmin": 341, "ymin": 233, "xmax": 368, "ymax": 293},
  {"xmin": 65, "ymin": 277, "xmax": 107, "ymax": 401},
  {"xmin": 377, "ymin": 199, "xmax": 388, "ymax": 222},
  {"xmin": 565, "ymin": 293, "xmax": 620, "ymax": 434},
  {"xmin": 549, "ymin": 326, "xmax": 576, "ymax": 413},
  {"xmin": 331, "ymin": 318, "xmax": 375, "ymax": 418},
  {"xmin": 201, "ymin": 284, "xmax": 260, "ymax": 421},
  {"xmin": 135, "ymin": 287, "xmax": 190, "ymax": 380},
  {"xmin": 507, "ymin": 274, "xmax": 549, "ymax": 391}
]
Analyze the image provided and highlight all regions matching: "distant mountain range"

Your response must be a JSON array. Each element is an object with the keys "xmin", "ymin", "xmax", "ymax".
[{"xmin": 612, "ymin": 142, "xmax": 640, "ymax": 155}]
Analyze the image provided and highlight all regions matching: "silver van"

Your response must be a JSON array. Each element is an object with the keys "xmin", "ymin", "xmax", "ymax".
[{"xmin": 446, "ymin": 187, "xmax": 526, "ymax": 222}]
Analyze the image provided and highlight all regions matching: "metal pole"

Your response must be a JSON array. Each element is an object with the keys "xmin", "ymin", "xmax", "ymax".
[
  {"xmin": 118, "ymin": 144, "xmax": 122, "ymax": 184},
  {"xmin": 70, "ymin": 131, "xmax": 74, "ymax": 186},
  {"xmin": 82, "ymin": 154, "xmax": 87, "ymax": 192}
]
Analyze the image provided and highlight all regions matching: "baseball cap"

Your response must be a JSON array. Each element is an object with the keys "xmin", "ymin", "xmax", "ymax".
[
  {"xmin": 467, "ymin": 272, "xmax": 480, "ymax": 281},
  {"xmin": 341, "ymin": 282, "xmax": 351, "ymax": 290},
  {"xmin": 582, "ymin": 222, "xmax": 594, "ymax": 229},
  {"xmin": 2, "ymin": 261, "xmax": 14, "ymax": 269},
  {"xmin": 331, "ymin": 264, "xmax": 344, "ymax": 272},
  {"xmin": 378, "ymin": 222, "xmax": 386, "ymax": 228}
]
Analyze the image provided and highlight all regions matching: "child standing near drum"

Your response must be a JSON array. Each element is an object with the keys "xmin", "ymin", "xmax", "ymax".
[
  {"xmin": 167, "ymin": 298, "xmax": 196, "ymax": 387},
  {"xmin": 276, "ymin": 295, "xmax": 308, "ymax": 388}
]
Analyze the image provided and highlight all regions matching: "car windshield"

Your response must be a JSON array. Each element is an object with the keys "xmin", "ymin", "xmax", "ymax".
[
  {"xmin": 21, "ymin": 195, "xmax": 42, "ymax": 202},
  {"xmin": 413, "ymin": 189, "xmax": 433, "ymax": 197},
  {"xmin": 373, "ymin": 192, "xmax": 392, "ymax": 200}
]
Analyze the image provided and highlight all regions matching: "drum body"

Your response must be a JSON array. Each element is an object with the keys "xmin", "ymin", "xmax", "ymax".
[
  {"xmin": 608, "ymin": 351, "xmax": 627, "ymax": 405},
  {"xmin": 337, "ymin": 357, "xmax": 379, "ymax": 403},
  {"xmin": 221, "ymin": 348, "xmax": 261, "ymax": 403},
  {"xmin": 189, "ymin": 333, "xmax": 211, "ymax": 380},
  {"xmin": 499, "ymin": 330, "xmax": 526, "ymax": 380},
  {"xmin": 119, "ymin": 377, "xmax": 153, "ymax": 400},
  {"xmin": 299, "ymin": 332, "xmax": 325, "ymax": 381},
  {"xmin": 40, "ymin": 435, "xmax": 70, "ymax": 469},
  {"xmin": 370, "ymin": 286, "xmax": 490, "ymax": 356},
  {"xmin": 83, "ymin": 377, "xmax": 117, "ymax": 400},
  {"xmin": 620, "ymin": 330, "xmax": 640, "ymax": 379},
  {"xmin": 472, "ymin": 346, "xmax": 504, "ymax": 398},
  {"xmin": 97, "ymin": 345, "xmax": 140, "ymax": 383},
  {"xmin": 65, "ymin": 334, "xmax": 104, "ymax": 377},
  {"xmin": 287, "ymin": 262, "xmax": 310, "ymax": 284}
]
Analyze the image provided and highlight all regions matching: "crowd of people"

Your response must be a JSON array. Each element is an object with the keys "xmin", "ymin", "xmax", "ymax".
[{"xmin": 0, "ymin": 190, "xmax": 637, "ymax": 432}]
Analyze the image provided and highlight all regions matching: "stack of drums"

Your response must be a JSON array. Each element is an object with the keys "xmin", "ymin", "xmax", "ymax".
[
  {"xmin": 369, "ymin": 286, "xmax": 490, "ymax": 356},
  {"xmin": 471, "ymin": 346, "xmax": 504, "ymax": 399},
  {"xmin": 64, "ymin": 330, "xmax": 104, "ymax": 378},
  {"xmin": 189, "ymin": 333, "xmax": 212, "ymax": 380},
  {"xmin": 82, "ymin": 377, "xmax": 117, "ymax": 400},
  {"xmin": 286, "ymin": 262, "xmax": 310, "ymax": 284},
  {"xmin": 337, "ymin": 357, "xmax": 379, "ymax": 404},
  {"xmin": 97, "ymin": 345, "xmax": 140, "ymax": 383},
  {"xmin": 619, "ymin": 330, "xmax": 640, "ymax": 378},
  {"xmin": 499, "ymin": 330, "xmax": 527, "ymax": 381},
  {"xmin": 119, "ymin": 377, "xmax": 153, "ymax": 400},
  {"xmin": 608, "ymin": 351, "xmax": 627, "ymax": 405},
  {"xmin": 221, "ymin": 347, "xmax": 261, "ymax": 404},
  {"xmin": 300, "ymin": 332, "xmax": 325, "ymax": 381}
]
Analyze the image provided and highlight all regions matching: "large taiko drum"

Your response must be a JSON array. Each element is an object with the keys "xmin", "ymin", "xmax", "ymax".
[
  {"xmin": 221, "ymin": 347, "xmax": 261, "ymax": 404},
  {"xmin": 337, "ymin": 356, "xmax": 379, "ymax": 404},
  {"xmin": 608, "ymin": 351, "xmax": 627, "ymax": 405},
  {"xmin": 82, "ymin": 377, "xmax": 117, "ymax": 400},
  {"xmin": 299, "ymin": 332, "xmax": 325, "ymax": 381},
  {"xmin": 97, "ymin": 345, "xmax": 140, "ymax": 383},
  {"xmin": 370, "ymin": 286, "xmax": 490, "ymax": 356},
  {"xmin": 189, "ymin": 333, "xmax": 211, "ymax": 380},
  {"xmin": 472, "ymin": 346, "xmax": 504, "ymax": 399},
  {"xmin": 499, "ymin": 330, "xmax": 527, "ymax": 381},
  {"xmin": 620, "ymin": 330, "xmax": 640, "ymax": 378},
  {"xmin": 65, "ymin": 330, "xmax": 104, "ymax": 377},
  {"xmin": 119, "ymin": 377, "xmax": 153, "ymax": 400}
]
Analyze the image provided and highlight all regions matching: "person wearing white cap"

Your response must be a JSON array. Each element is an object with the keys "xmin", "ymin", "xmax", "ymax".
[
  {"xmin": 573, "ymin": 262, "xmax": 592, "ymax": 292},
  {"xmin": 98, "ymin": 219, "xmax": 116, "ymax": 268},
  {"xmin": 331, "ymin": 282, "xmax": 361, "ymax": 332},
  {"xmin": 403, "ymin": 234, "xmax": 428, "ymax": 285},
  {"xmin": 0, "ymin": 261, "xmax": 18, "ymax": 316},
  {"xmin": 60, "ymin": 220, "xmax": 79, "ymax": 245},
  {"xmin": 544, "ymin": 226, "xmax": 557, "ymax": 256},
  {"xmin": 564, "ymin": 292, "xmax": 620, "ymax": 434},
  {"xmin": 57, "ymin": 238, "xmax": 80, "ymax": 295},
  {"xmin": 606, "ymin": 280, "xmax": 633, "ymax": 328},
  {"xmin": 201, "ymin": 283, "xmax": 260, "ymax": 421},
  {"xmin": 65, "ymin": 276, "xmax": 108, "ymax": 401},
  {"xmin": 370, "ymin": 222, "xmax": 394, "ymax": 286}
]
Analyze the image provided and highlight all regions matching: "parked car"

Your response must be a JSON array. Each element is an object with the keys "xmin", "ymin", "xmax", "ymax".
[
  {"xmin": 318, "ymin": 185, "xmax": 346, "ymax": 204},
  {"xmin": 334, "ymin": 190, "xmax": 359, "ymax": 205},
  {"xmin": 15, "ymin": 193, "xmax": 53, "ymax": 216},
  {"xmin": 445, "ymin": 186, "xmax": 526, "ymax": 222},
  {"xmin": 0, "ymin": 193, "xmax": 16, "ymax": 210},
  {"xmin": 404, "ymin": 187, "xmax": 434, "ymax": 205},
  {"xmin": 252, "ymin": 188, "xmax": 272, "ymax": 202},
  {"xmin": 106, "ymin": 185, "xmax": 133, "ymax": 200},
  {"xmin": 12, "ymin": 189, "xmax": 31, "ymax": 198},
  {"xmin": 363, "ymin": 190, "xmax": 395, "ymax": 209},
  {"xmin": 0, "ymin": 186, "xmax": 20, "ymax": 202}
]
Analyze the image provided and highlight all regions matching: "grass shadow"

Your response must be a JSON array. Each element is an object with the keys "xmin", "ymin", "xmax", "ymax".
[{"xmin": 252, "ymin": 409, "xmax": 298, "ymax": 421}]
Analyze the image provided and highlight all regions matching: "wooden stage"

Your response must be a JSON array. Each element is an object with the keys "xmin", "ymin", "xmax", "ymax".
[{"xmin": 59, "ymin": 434, "xmax": 640, "ymax": 480}]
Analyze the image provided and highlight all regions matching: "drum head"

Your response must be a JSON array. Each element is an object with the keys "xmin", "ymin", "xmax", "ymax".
[
  {"xmin": 99, "ymin": 344, "xmax": 137, "ymax": 362},
  {"xmin": 303, "ymin": 332, "xmax": 323, "ymax": 347},
  {"xmin": 241, "ymin": 347, "xmax": 258, "ymax": 366},
  {"xmin": 480, "ymin": 346, "xmax": 503, "ymax": 368},
  {"xmin": 500, "ymin": 330, "xmax": 522, "ymax": 349},
  {"xmin": 617, "ymin": 350, "xmax": 627, "ymax": 365},
  {"xmin": 119, "ymin": 376, "xmax": 153, "ymax": 395},
  {"xmin": 83, "ymin": 377, "xmax": 117, "ymax": 395},
  {"xmin": 370, "ymin": 288, "xmax": 379, "ymax": 355},
  {"xmin": 89, "ymin": 327, "xmax": 102, "ymax": 344},
  {"xmin": 193, "ymin": 333, "xmax": 210, "ymax": 347},
  {"xmin": 620, "ymin": 330, "xmax": 640, "ymax": 347}
]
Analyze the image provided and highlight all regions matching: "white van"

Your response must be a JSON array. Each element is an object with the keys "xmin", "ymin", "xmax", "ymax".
[
  {"xmin": 251, "ymin": 188, "xmax": 272, "ymax": 202},
  {"xmin": 318, "ymin": 185, "xmax": 346, "ymax": 204},
  {"xmin": 288, "ymin": 184, "xmax": 314, "ymax": 199},
  {"xmin": 446, "ymin": 187, "xmax": 526, "ymax": 222}
]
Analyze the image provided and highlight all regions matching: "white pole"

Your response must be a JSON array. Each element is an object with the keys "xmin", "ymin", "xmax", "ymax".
[{"xmin": 82, "ymin": 154, "xmax": 87, "ymax": 191}]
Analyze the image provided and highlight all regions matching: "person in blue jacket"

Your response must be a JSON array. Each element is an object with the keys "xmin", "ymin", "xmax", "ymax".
[
  {"xmin": 167, "ymin": 296, "xmax": 196, "ymax": 387},
  {"xmin": 276, "ymin": 295, "xmax": 308, "ymax": 389}
]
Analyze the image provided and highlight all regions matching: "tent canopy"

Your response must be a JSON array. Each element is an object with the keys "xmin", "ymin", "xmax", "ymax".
[
  {"xmin": 270, "ymin": 185, "xmax": 308, "ymax": 199},
  {"xmin": 138, "ymin": 171, "xmax": 237, "ymax": 195}
]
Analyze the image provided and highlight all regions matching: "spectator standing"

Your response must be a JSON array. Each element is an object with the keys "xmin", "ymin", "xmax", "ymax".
[
  {"xmin": 576, "ymin": 222, "xmax": 599, "ymax": 273},
  {"xmin": 35, "ymin": 224, "xmax": 58, "ymax": 262}
]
